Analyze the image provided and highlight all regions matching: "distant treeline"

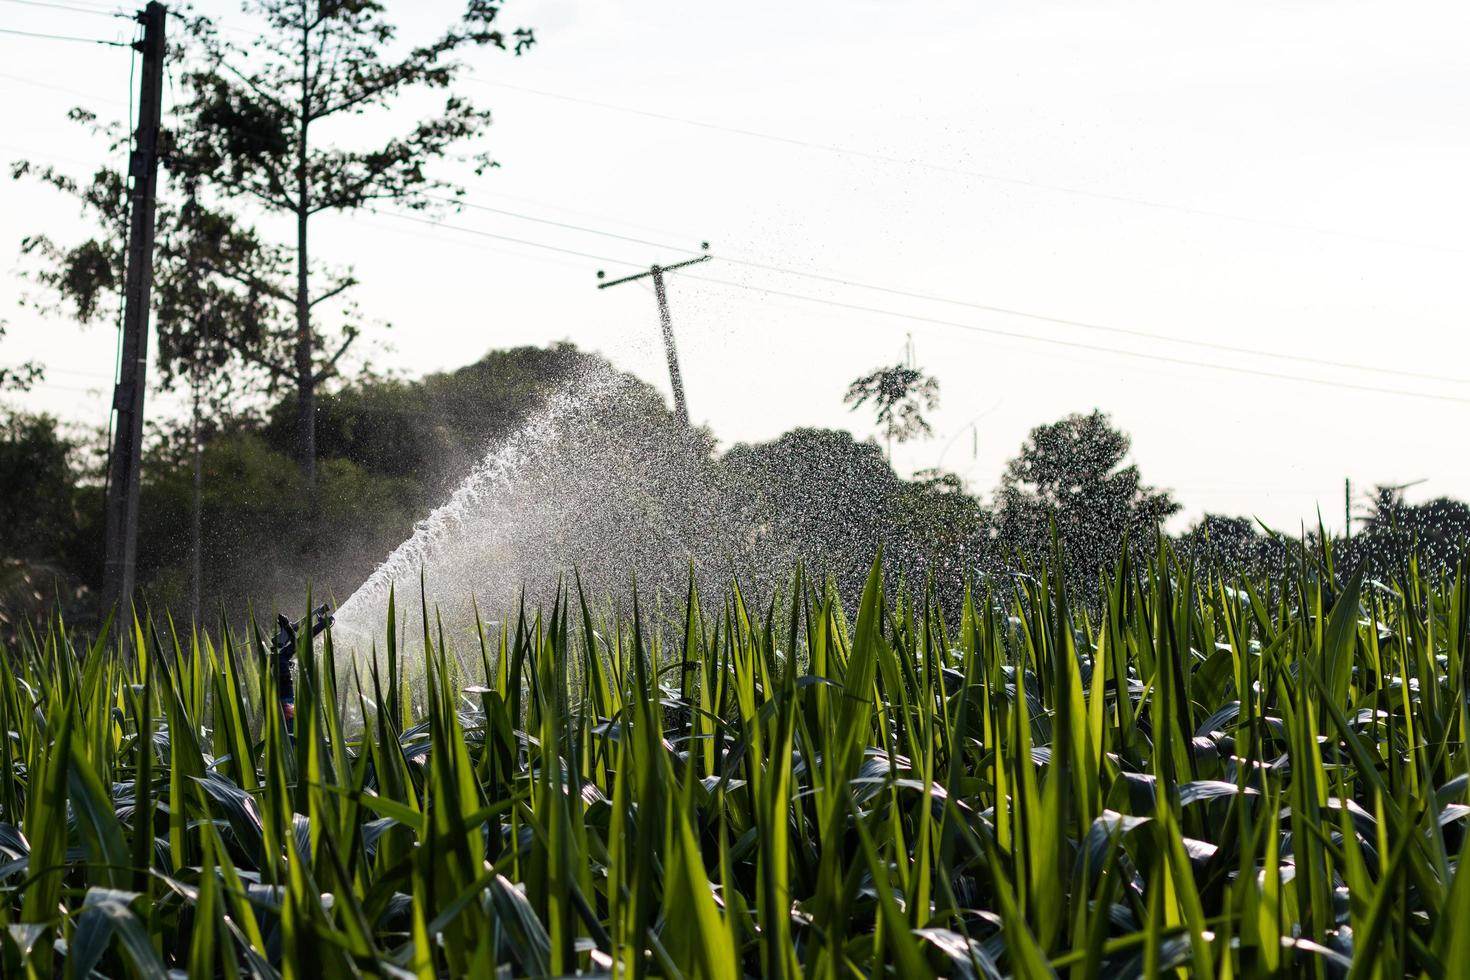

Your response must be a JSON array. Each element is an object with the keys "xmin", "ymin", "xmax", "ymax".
[{"xmin": 1, "ymin": 343, "xmax": 1464, "ymax": 637}]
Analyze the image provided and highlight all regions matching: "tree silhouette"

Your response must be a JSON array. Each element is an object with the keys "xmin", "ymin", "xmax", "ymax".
[
  {"xmin": 172, "ymin": 0, "xmax": 536, "ymax": 484},
  {"xmin": 844, "ymin": 363, "xmax": 940, "ymax": 459},
  {"xmin": 14, "ymin": 113, "xmax": 276, "ymax": 403},
  {"xmin": 996, "ymin": 410, "xmax": 1178, "ymax": 580}
]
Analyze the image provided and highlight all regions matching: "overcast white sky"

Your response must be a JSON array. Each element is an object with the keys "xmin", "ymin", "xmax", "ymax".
[{"xmin": 2, "ymin": 0, "xmax": 1467, "ymax": 531}]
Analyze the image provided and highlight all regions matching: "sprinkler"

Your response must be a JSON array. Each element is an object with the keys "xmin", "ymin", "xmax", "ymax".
[{"xmin": 269, "ymin": 603, "xmax": 333, "ymax": 733}]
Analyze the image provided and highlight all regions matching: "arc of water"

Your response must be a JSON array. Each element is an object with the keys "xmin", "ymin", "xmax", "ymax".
[{"xmin": 334, "ymin": 372, "xmax": 624, "ymax": 631}]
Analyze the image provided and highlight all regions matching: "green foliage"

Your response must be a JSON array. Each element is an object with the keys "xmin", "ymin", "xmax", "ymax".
[
  {"xmin": 1, "ymin": 541, "xmax": 1466, "ymax": 977},
  {"xmin": 996, "ymin": 409, "xmax": 1179, "ymax": 580},
  {"xmin": 889, "ymin": 468, "xmax": 990, "ymax": 591},
  {"xmin": 136, "ymin": 431, "xmax": 420, "ymax": 617},
  {"xmin": 844, "ymin": 361, "xmax": 941, "ymax": 453},
  {"xmin": 1351, "ymin": 488, "xmax": 1470, "ymax": 575},
  {"xmin": 264, "ymin": 342, "xmax": 635, "ymax": 482},
  {"xmin": 13, "ymin": 135, "xmax": 274, "ymax": 403},
  {"xmin": 722, "ymin": 427, "xmax": 899, "ymax": 591},
  {"xmin": 170, "ymin": 0, "xmax": 538, "ymax": 476},
  {"xmin": 0, "ymin": 409, "xmax": 97, "ymax": 638},
  {"xmin": 0, "ymin": 410, "xmax": 78, "ymax": 561}
]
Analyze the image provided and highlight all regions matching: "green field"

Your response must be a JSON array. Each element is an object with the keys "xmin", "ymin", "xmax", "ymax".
[{"xmin": 2, "ymin": 543, "xmax": 1467, "ymax": 978}]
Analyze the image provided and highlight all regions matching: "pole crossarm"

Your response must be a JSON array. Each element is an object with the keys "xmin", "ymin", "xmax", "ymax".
[
  {"xmin": 595, "ymin": 249, "xmax": 710, "ymax": 429},
  {"xmin": 596, "ymin": 252, "xmax": 710, "ymax": 290}
]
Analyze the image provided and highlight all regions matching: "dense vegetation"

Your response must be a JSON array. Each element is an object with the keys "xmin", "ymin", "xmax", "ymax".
[
  {"xmin": 7, "ymin": 342, "xmax": 1466, "ymax": 643},
  {"xmin": 2, "ymin": 541, "xmax": 1467, "ymax": 977}
]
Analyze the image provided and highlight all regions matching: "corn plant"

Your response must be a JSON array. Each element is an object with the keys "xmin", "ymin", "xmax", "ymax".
[{"xmin": 0, "ymin": 540, "xmax": 1467, "ymax": 978}]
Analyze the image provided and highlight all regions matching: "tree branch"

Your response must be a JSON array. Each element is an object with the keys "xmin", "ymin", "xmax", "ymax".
[
  {"xmin": 308, "ymin": 278, "xmax": 356, "ymax": 309},
  {"xmin": 195, "ymin": 259, "xmax": 293, "ymax": 306},
  {"xmin": 311, "ymin": 328, "xmax": 359, "ymax": 385},
  {"xmin": 221, "ymin": 330, "xmax": 292, "ymax": 382}
]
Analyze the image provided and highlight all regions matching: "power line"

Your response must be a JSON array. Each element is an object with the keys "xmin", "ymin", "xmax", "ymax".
[
  {"xmin": 0, "ymin": 25, "xmax": 129, "ymax": 45},
  {"xmin": 46, "ymin": 365, "xmax": 117, "ymax": 380},
  {"xmin": 680, "ymin": 272, "xmax": 1470, "ymax": 407},
  {"xmin": 13, "ymin": 11, "xmax": 1455, "ymax": 255},
  {"xmin": 715, "ymin": 261, "xmax": 1470, "ymax": 387},
  {"xmin": 370, "ymin": 208, "xmax": 644, "ymax": 268},
  {"xmin": 436, "ymin": 195, "xmax": 1469, "ymax": 387},
  {"xmin": 0, "ymin": 0, "xmax": 125, "ymax": 18},
  {"xmin": 0, "ymin": 69, "xmax": 130, "ymax": 107},
  {"xmin": 352, "ymin": 215, "xmax": 610, "ymax": 275},
  {"xmin": 468, "ymin": 77, "xmax": 1465, "ymax": 256},
  {"xmin": 372, "ymin": 205, "xmax": 1470, "ymax": 407},
  {"xmin": 434, "ymin": 195, "xmax": 682, "ymax": 253},
  {"xmin": 31, "ymin": 379, "xmax": 110, "ymax": 395}
]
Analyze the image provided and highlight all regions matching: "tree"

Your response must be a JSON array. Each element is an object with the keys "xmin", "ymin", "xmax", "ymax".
[
  {"xmin": 173, "ymin": 0, "xmax": 536, "ymax": 484},
  {"xmin": 0, "ymin": 410, "xmax": 80, "ymax": 562},
  {"xmin": 844, "ymin": 362, "xmax": 939, "ymax": 459},
  {"xmin": 15, "ymin": 123, "xmax": 274, "ymax": 401},
  {"xmin": 0, "ymin": 409, "xmax": 96, "ymax": 638},
  {"xmin": 887, "ymin": 468, "xmax": 988, "ymax": 594},
  {"xmin": 722, "ymin": 427, "xmax": 901, "ymax": 595},
  {"xmin": 1178, "ymin": 514, "xmax": 1290, "ymax": 577},
  {"xmin": 1345, "ymin": 486, "xmax": 1470, "ymax": 576},
  {"xmin": 17, "ymin": 140, "xmax": 285, "ymax": 615},
  {"xmin": 995, "ymin": 410, "xmax": 1178, "ymax": 580}
]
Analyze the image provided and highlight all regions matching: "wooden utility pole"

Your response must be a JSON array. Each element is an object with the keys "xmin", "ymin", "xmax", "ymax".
[
  {"xmin": 103, "ymin": 1, "xmax": 167, "ymax": 623},
  {"xmin": 597, "ymin": 247, "xmax": 710, "ymax": 428}
]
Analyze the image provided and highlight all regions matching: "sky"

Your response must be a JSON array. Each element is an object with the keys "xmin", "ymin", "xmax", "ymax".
[{"xmin": 2, "ymin": 0, "xmax": 1467, "ymax": 532}]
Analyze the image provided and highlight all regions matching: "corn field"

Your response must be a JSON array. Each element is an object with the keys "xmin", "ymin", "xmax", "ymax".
[{"xmin": 1, "ymin": 543, "xmax": 1468, "ymax": 978}]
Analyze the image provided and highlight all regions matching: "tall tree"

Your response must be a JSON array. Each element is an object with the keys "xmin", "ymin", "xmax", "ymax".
[
  {"xmin": 843, "ymin": 362, "xmax": 940, "ymax": 459},
  {"xmin": 174, "ymin": 0, "xmax": 536, "ymax": 483},
  {"xmin": 14, "ymin": 114, "xmax": 275, "ymax": 392},
  {"xmin": 17, "ymin": 124, "xmax": 280, "ymax": 614},
  {"xmin": 995, "ymin": 409, "xmax": 1178, "ymax": 578}
]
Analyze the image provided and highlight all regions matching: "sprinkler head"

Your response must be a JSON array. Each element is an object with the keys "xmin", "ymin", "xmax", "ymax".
[
  {"xmin": 268, "ymin": 604, "xmax": 332, "ymax": 736},
  {"xmin": 271, "ymin": 603, "xmax": 334, "ymax": 658}
]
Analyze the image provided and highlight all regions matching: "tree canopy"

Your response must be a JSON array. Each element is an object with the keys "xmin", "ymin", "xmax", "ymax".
[
  {"xmin": 995, "ymin": 409, "xmax": 1180, "ymax": 579},
  {"xmin": 172, "ymin": 0, "xmax": 536, "ymax": 482},
  {"xmin": 844, "ymin": 362, "xmax": 940, "ymax": 457}
]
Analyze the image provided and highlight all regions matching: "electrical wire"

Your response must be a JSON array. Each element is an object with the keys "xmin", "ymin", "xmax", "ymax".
[
  {"xmin": 45, "ymin": 366, "xmax": 117, "ymax": 380},
  {"xmin": 0, "ymin": 26, "xmax": 129, "ymax": 45},
  {"xmin": 32, "ymin": 380, "xmax": 110, "ymax": 395},
  {"xmin": 31, "ymin": 382, "xmax": 108, "ymax": 399},
  {"xmin": 0, "ymin": 0, "xmax": 125, "ymax": 18},
  {"xmin": 374, "ymin": 204, "xmax": 1470, "ymax": 407},
  {"xmin": 29, "ymin": 5, "xmax": 1451, "ymax": 256},
  {"xmin": 436, "ymin": 196, "xmax": 683, "ymax": 253},
  {"xmin": 709, "ymin": 259, "xmax": 1470, "ymax": 387},
  {"xmin": 44, "ymin": 5, "xmax": 1449, "ymax": 256},
  {"xmin": 371, "ymin": 208, "xmax": 645, "ymax": 268},
  {"xmin": 678, "ymin": 271, "xmax": 1470, "ymax": 406},
  {"xmin": 430, "ymin": 195, "xmax": 1470, "ymax": 387},
  {"xmin": 0, "ymin": 69, "xmax": 130, "ymax": 107},
  {"xmin": 467, "ymin": 77, "xmax": 1466, "ymax": 256},
  {"xmin": 10, "ymin": 18, "xmax": 1458, "ymax": 414}
]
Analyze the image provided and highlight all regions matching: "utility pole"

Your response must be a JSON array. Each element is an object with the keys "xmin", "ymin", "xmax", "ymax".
[
  {"xmin": 103, "ymin": 1, "xmax": 167, "ymax": 626},
  {"xmin": 597, "ymin": 246, "xmax": 710, "ymax": 429}
]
